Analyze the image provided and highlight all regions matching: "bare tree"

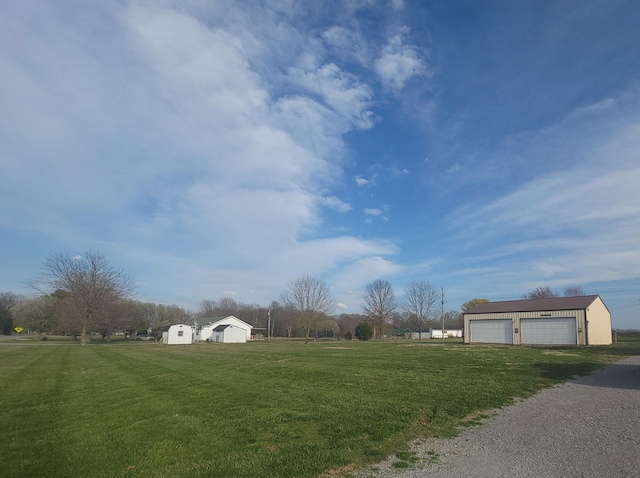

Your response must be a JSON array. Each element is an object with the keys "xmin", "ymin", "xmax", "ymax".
[
  {"xmin": 30, "ymin": 252, "xmax": 136, "ymax": 345},
  {"xmin": 443, "ymin": 310, "xmax": 463, "ymax": 328},
  {"xmin": 11, "ymin": 296, "xmax": 56, "ymax": 339},
  {"xmin": 401, "ymin": 280, "xmax": 439, "ymax": 340},
  {"xmin": 0, "ymin": 292, "xmax": 24, "ymax": 311},
  {"xmin": 522, "ymin": 286, "xmax": 559, "ymax": 300},
  {"xmin": 0, "ymin": 292, "xmax": 24, "ymax": 335},
  {"xmin": 217, "ymin": 296, "xmax": 239, "ymax": 317},
  {"xmin": 199, "ymin": 299, "xmax": 217, "ymax": 316},
  {"xmin": 280, "ymin": 275, "xmax": 335, "ymax": 339},
  {"xmin": 563, "ymin": 286, "xmax": 584, "ymax": 297},
  {"xmin": 361, "ymin": 279, "xmax": 396, "ymax": 340},
  {"xmin": 138, "ymin": 302, "xmax": 190, "ymax": 338}
]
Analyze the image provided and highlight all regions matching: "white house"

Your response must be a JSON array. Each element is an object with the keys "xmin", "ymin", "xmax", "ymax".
[
  {"xmin": 195, "ymin": 316, "xmax": 253, "ymax": 342},
  {"xmin": 163, "ymin": 324, "xmax": 193, "ymax": 345},
  {"xmin": 211, "ymin": 324, "xmax": 247, "ymax": 343}
]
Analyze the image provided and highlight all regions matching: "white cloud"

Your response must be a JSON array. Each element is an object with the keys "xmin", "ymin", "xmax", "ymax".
[
  {"xmin": 0, "ymin": 1, "xmax": 404, "ymax": 310},
  {"xmin": 287, "ymin": 62, "xmax": 374, "ymax": 130},
  {"xmin": 390, "ymin": 0, "xmax": 405, "ymax": 11},
  {"xmin": 364, "ymin": 208, "xmax": 383, "ymax": 216},
  {"xmin": 322, "ymin": 26, "xmax": 369, "ymax": 66},
  {"xmin": 323, "ymin": 196, "xmax": 353, "ymax": 212},
  {"xmin": 355, "ymin": 176, "xmax": 369, "ymax": 186},
  {"xmin": 364, "ymin": 207, "xmax": 389, "ymax": 223},
  {"xmin": 445, "ymin": 92, "xmax": 640, "ymax": 294},
  {"xmin": 374, "ymin": 26, "xmax": 428, "ymax": 92},
  {"xmin": 331, "ymin": 256, "xmax": 404, "ymax": 310}
]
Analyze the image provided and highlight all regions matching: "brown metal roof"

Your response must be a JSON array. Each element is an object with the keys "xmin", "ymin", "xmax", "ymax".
[{"xmin": 464, "ymin": 295, "xmax": 601, "ymax": 314}]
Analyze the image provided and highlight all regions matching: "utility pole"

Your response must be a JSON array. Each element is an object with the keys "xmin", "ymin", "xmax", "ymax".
[
  {"xmin": 267, "ymin": 308, "xmax": 271, "ymax": 341},
  {"xmin": 441, "ymin": 288, "xmax": 446, "ymax": 339}
]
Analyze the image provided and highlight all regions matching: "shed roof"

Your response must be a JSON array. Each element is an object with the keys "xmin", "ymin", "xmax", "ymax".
[{"xmin": 465, "ymin": 295, "xmax": 601, "ymax": 314}]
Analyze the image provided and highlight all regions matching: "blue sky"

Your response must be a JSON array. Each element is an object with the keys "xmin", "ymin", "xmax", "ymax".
[{"xmin": 1, "ymin": 0, "xmax": 639, "ymax": 328}]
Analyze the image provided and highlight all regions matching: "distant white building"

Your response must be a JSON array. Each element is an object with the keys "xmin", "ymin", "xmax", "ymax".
[
  {"xmin": 163, "ymin": 324, "xmax": 193, "ymax": 345},
  {"xmin": 410, "ymin": 328, "xmax": 463, "ymax": 340},
  {"xmin": 429, "ymin": 328, "xmax": 463, "ymax": 339},
  {"xmin": 194, "ymin": 316, "xmax": 253, "ymax": 342}
]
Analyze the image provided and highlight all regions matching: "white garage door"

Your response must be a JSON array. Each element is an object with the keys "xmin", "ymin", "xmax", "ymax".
[
  {"xmin": 521, "ymin": 318, "xmax": 577, "ymax": 345},
  {"xmin": 470, "ymin": 319, "xmax": 513, "ymax": 344}
]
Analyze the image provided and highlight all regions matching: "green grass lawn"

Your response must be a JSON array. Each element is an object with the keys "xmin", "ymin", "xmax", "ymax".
[{"xmin": 1, "ymin": 337, "xmax": 638, "ymax": 478}]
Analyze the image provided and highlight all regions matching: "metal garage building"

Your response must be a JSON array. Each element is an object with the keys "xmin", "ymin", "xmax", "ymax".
[{"xmin": 463, "ymin": 295, "xmax": 612, "ymax": 346}]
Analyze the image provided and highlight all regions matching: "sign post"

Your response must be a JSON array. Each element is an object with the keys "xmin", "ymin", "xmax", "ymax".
[{"xmin": 14, "ymin": 326, "xmax": 23, "ymax": 340}]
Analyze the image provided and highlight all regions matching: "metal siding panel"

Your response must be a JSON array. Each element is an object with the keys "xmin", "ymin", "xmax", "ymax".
[
  {"xmin": 470, "ymin": 319, "xmax": 513, "ymax": 344},
  {"xmin": 521, "ymin": 318, "xmax": 577, "ymax": 345}
]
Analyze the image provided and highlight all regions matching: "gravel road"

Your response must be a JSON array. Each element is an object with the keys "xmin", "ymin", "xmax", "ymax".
[{"xmin": 355, "ymin": 355, "xmax": 640, "ymax": 478}]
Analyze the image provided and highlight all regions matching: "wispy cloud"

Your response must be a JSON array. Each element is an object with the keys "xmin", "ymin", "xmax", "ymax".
[
  {"xmin": 374, "ymin": 26, "xmax": 429, "ymax": 92},
  {"xmin": 323, "ymin": 196, "xmax": 352, "ymax": 212},
  {"xmin": 355, "ymin": 176, "xmax": 372, "ymax": 187},
  {"xmin": 443, "ymin": 90, "xmax": 640, "ymax": 297},
  {"xmin": 0, "ymin": 1, "xmax": 402, "ymax": 307},
  {"xmin": 363, "ymin": 207, "xmax": 389, "ymax": 223}
]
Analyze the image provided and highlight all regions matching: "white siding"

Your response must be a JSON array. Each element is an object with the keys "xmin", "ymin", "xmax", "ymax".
[{"xmin": 166, "ymin": 324, "xmax": 193, "ymax": 345}]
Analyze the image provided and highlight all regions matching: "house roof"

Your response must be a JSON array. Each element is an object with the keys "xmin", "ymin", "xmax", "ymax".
[
  {"xmin": 212, "ymin": 325, "xmax": 230, "ymax": 331},
  {"xmin": 194, "ymin": 316, "xmax": 227, "ymax": 326},
  {"xmin": 465, "ymin": 295, "xmax": 601, "ymax": 314},
  {"xmin": 195, "ymin": 315, "xmax": 253, "ymax": 329}
]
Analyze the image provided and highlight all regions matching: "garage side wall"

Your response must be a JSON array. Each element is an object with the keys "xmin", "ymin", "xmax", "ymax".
[{"xmin": 585, "ymin": 297, "xmax": 612, "ymax": 345}]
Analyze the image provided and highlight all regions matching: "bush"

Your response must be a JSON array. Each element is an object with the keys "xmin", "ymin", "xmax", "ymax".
[
  {"xmin": 355, "ymin": 322, "xmax": 372, "ymax": 341},
  {"xmin": 344, "ymin": 332, "xmax": 352, "ymax": 341}
]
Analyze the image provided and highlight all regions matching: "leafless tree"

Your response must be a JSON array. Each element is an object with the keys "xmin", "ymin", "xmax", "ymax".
[
  {"xmin": 522, "ymin": 286, "xmax": 559, "ymax": 300},
  {"xmin": 0, "ymin": 292, "xmax": 24, "ymax": 311},
  {"xmin": 362, "ymin": 279, "xmax": 396, "ymax": 340},
  {"xmin": 217, "ymin": 296, "xmax": 239, "ymax": 316},
  {"xmin": 443, "ymin": 310, "xmax": 463, "ymax": 328},
  {"xmin": 280, "ymin": 275, "xmax": 335, "ymax": 339},
  {"xmin": 563, "ymin": 286, "xmax": 584, "ymax": 297},
  {"xmin": 401, "ymin": 280, "xmax": 439, "ymax": 340},
  {"xmin": 138, "ymin": 302, "xmax": 191, "ymax": 337},
  {"xmin": 0, "ymin": 292, "xmax": 24, "ymax": 335},
  {"xmin": 11, "ymin": 296, "xmax": 56, "ymax": 339},
  {"xmin": 30, "ymin": 251, "xmax": 136, "ymax": 345},
  {"xmin": 335, "ymin": 313, "xmax": 368, "ymax": 339},
  {"xmin": 199, "ymin": 299, "xmax": 217, "ymax": 316}
]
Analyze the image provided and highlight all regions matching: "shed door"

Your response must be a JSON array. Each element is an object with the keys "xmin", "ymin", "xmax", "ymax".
[
  {"xmin": 470, "ymin": 319, "xmax": 513, "ymax": 344},
  {"xmin": 521, "ymin": 318, "xmax": 576, "ymax": 345}
]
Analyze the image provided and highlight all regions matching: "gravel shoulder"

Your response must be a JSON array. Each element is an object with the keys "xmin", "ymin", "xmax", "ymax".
[{"xmin": 354, "ymin": 355, "xmax": 640, "ymax": 478}]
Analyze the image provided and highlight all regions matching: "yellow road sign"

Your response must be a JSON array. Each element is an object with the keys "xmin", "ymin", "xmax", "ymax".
[{"xmin": 14, "ymin": 326, "xmax": 23, "ymax": 333}]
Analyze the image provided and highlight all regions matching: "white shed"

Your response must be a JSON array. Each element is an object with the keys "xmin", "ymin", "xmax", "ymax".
[
  {"xmin": 163, "ymin": 324, "xmax": 193, "ymax": 345},
  {"xmin": 211, "ymin": 324, "xmax": 247, "ymax": 343},
  {"xmin": 463, "ymin": 295, "xmax": 612, "ymax": 346},
  {"xmin": 196, "ymin": 316, "xmax": 253, "ymax": 342}
]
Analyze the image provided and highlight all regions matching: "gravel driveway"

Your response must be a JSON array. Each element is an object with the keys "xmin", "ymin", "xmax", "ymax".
[{"xmin": 355, "ymin": 355, "xmax": 640, "ymax": 478}]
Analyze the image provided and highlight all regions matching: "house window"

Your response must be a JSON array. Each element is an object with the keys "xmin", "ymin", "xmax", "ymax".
[{"xmin": 178, "ymin": 331, "xmax": 184, "ymax": 337}]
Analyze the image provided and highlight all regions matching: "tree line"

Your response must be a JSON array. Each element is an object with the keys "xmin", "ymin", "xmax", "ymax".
[{"xmin": 0, "ymin": 251, "xmax": 588, "ymax": 342}]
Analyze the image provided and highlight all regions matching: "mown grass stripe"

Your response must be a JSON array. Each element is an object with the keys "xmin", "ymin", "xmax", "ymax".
[{"xmin": 1, "ymin": 337, "xmax": 637, "ymax": 477}]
